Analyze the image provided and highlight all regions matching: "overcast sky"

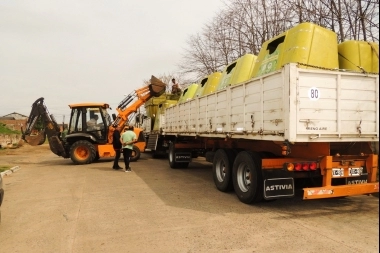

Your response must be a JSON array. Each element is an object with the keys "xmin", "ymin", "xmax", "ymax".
[{"xmin": 0, "ymin": 0, "xmax": 225, "ymax": 122}]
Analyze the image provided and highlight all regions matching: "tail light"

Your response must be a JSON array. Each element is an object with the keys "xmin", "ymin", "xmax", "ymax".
[
  {"xmin": 294, "ymin": 163, "xmax": 302, "ymax": 171},
  {"xmin": 309, "ymin": 162, "xmax": 317, "ymax": 170},
  {"xmin": 286, "ymin": 161, "xmax": 319, "ymax": 171}
]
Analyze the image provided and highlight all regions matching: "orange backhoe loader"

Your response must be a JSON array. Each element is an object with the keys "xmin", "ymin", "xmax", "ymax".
[{"xmin": 21, "ymin": 76, "xmax": 166, "ymax": 165}]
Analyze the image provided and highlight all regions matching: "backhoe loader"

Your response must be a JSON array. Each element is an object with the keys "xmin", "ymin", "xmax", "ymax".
[{"xmin": 21, "ymin": 76, "xmax": 166, "ymax": 165}]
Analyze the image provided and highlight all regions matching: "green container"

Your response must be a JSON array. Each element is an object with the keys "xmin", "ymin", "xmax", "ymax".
[
  {"xmin": 252, "ymin": 22, "xmax": 339, "ymax": 77},
  {"xmin": 144, "ymin": 94, "xmax": 167, "ymax": 119},
  {"xmin": 202, "ymin": 72, "xmax": 222, "ymax": 96},
  {"xmin": 195, "ymin": 72, "xmax": 222, "ymax": 97},
  {"xmin": 153, "ymin": 100, "xmax": 178, "ymax": 131},
  {"xmin": 194, "ymin": 76, "xmax": 209, "ymax": 98},
  {"xmin": 338, "ymin": 40, "xmax": 379, "ymax": 73},
  {"xmin": 217, "ymin": 59, "xmax": 237, "ymax": 90},
  {"xmin": 178, "ymin": 83, "xmax": 199, "ymax": 103},
  {"xmin": 217, "ymin": 53, "xmax": 257, "ymax": 90}
]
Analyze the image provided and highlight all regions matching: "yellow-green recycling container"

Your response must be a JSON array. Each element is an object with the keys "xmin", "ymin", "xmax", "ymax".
[
  {"xmin": 217, "ymin": 59, "xmax": 238, "ymax": 90},
  {"xmin": 217, "ymin": 53, "xmax": 257, "ymax": 90},
  {"xmin": 338, "ymin": 40, "xmax": 379, "ymax": 73},
  {"xmin": 230, "ymin": 54, "xmax": 257, "ymax": 85},
  {"xmin": 178, "ymin": 83, "xmax": 199, "ymax": 103},
  {"xmin": 194, "ymin": 76, "xmax": 209, "ymax": 98},
  {"xmin": 153, "ymin": 100, "xmax": 178, "ymax": 131},
  {"xmin": 144, "ymin": 94, "xmax": 167, "ymax": 119},
  {"xmin": 202, "ymin": 72, "xmax": 222, "ymax": 96},
  {"xmin": 252, "ymin": 22, "xmax": 339, "ymax": 77},
  {"xmin": 195, "ymin": 72, "xmax": 223, "ymax": 97}
]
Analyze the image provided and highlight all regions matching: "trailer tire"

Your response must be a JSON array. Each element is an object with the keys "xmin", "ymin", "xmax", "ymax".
[
  {"xmin": 232, "ymin": 151, "xmax": 263, "ymax": 204},
  {"xmin": 168, "ymin": 143, "xmax": 189, "ymax": 169},
  {"xmin": 70, "ymin": 140, "xmax": 96, "ymax": 165},
  {"xmin": 212, "ymin": 149, "xmax": 235, "ymax": 192},
  {"xmin": 130, "ymin": 145, "xmax": 141, "ymax": 162}
]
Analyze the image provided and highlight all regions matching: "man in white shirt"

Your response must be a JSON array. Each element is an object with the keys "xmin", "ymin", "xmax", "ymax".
[{"xmin": 171, "ymin": 78, "xmax": 182, "ymax": 95}]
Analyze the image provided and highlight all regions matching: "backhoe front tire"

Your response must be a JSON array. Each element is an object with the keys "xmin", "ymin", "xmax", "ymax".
[{"xmin": 70, "ymin": 140, "xmax": 96, "ymax": 165}]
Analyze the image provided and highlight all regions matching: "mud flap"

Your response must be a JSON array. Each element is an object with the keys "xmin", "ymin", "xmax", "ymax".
[
  {"xmin": 174, "ymin": 152, "xmax": 192, "ymax": 163},
  {"xmin": 264, "ymin": 178, "xmax": 295, "ymax": 199}
]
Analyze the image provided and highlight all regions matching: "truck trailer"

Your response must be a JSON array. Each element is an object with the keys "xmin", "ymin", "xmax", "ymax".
[{"xmin": 145, "ymin": 63, "xmax": 379, "ymax": 204}]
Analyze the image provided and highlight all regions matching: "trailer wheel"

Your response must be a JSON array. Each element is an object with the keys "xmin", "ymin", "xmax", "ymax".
[
  {"xmin": 130, "ymin": 145, "xmax": 141, "ymax": 162},
  {"xmin": 70, "ymin": 140, "xmax": 96, "ymax": 165},
  {"xmin": 213, "ymin": 149, "xmax": 235, "ymax": 192},
  {"xmin": 232, "ymin": 151, "xmax": 263, "ymax": 204},
  {"xmin": 168, "ymin": 143, "xmax": 189, "ymax": 169}
]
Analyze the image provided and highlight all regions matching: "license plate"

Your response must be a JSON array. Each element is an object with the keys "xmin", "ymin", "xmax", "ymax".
[
  {"xmin": 349, "ymin": 167, "xmax": 363, "ymax": 177},
  {"xmin": 332, "ymin": 168, "xmax": 344, "ymax": 177}
]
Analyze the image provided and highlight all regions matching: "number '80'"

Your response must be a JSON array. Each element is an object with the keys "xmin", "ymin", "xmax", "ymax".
[{"xmin": 308, "ymin": 87, "xmax": 320, "ymax": 100}]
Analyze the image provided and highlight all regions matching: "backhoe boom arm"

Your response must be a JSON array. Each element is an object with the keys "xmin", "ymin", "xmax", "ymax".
[{"xmin": 22, "ymin": 97, "xmax": 67, "ymax": 157}]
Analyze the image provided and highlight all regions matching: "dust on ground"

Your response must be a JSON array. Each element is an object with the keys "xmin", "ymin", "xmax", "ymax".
[{"xmin": 0, "ymin": 142, "xmax": 51, "ymax": 167}]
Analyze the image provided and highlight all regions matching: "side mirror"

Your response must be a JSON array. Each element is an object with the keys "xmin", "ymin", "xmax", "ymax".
[{"xmin": 112, "ymin": 113, "xmax": 116, "ymax": 120}]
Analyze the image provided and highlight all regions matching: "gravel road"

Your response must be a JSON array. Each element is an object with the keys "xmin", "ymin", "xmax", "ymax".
[{"xmin": 0, "ymin": 144, "xmax": 378, "ymax": 253}]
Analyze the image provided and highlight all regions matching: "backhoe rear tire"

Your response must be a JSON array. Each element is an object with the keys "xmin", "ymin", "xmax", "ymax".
[
  {"xmin": 130, "ymin": 145, "xmax": 141, "ymax": 162},
  {"xmin": 70, "ymin": 140, "xmax": 96, "ymax": 165}
]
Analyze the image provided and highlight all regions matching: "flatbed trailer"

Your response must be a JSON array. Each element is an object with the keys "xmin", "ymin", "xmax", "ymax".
[{"xmin": 155, "ymin": 63, "xmax": 378, "ymax": 204}]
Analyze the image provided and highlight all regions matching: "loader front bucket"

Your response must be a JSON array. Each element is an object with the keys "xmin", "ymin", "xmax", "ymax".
[{"xmin": 149, "ymin": 75, "xmax": 167, "ymax": 97}]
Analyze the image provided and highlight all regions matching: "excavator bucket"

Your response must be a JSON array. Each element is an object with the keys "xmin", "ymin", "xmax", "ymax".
[
  {"xmin": 149, "ymin": 76, "xmax": 167, "ymax": 97},
  {"xmin": 23, "ymin": 130, "xmax": 46, "ymax": 146}
]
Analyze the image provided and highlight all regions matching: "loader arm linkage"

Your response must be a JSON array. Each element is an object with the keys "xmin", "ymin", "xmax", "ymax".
[{"xmin": 107, "ymin": 76, "xmax": 166, "ymax": 143}]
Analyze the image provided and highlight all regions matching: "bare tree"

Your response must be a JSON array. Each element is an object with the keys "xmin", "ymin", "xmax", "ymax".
[{"xmin": 178, "ymin": 0, "xmax": 379, "ymax": 78}]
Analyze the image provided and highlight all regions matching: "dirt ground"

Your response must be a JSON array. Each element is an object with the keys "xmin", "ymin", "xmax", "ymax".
[{"xmin": 0, "ymin": 143, "xmax": 379, "ymax": 253}]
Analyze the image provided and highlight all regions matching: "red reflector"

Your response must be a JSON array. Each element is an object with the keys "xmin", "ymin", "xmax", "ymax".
[
  {"xmin": 302, "ymin": 163, "xmax": 309, "ymax": 170},
  {"xmin": 294, "ymin": 163, "xmax": 302, "ymax": 171},
  {"xmin": 309, "ymin": 162, "xmax": 317, "ymax": 170}
]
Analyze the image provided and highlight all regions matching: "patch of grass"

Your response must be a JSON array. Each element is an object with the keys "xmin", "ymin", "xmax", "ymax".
[
  {"xmin": 0, "ymin": 123, "xmax": 21, "ymax": 134},
  {"xmin": 0, "ymin": 165, "xmax": 11, "ymax": 173}
]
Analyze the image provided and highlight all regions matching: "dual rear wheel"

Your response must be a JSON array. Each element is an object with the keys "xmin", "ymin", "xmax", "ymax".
[{"xmin": 212, "ymin": 149, "xmax": 264, "ymax": 204}]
